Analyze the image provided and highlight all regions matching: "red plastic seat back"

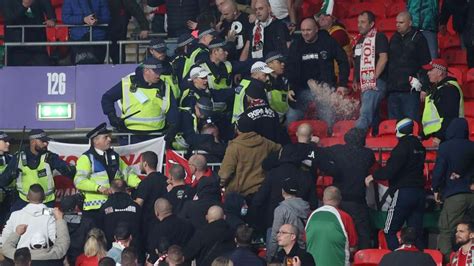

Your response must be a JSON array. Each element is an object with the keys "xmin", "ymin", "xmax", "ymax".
[
  {"xmin": 386, "ymin": 2, "xmax": 406, "ymax": 18},
  {"xmin": 332, "ymin": 120, "xmax": 356, "ymax": 137},
  {"xmin": 354, "ymin": 249, "xmax": 391, "ymax": 264},
  {"xmin": 424, "ymin": 249, "xmax": 443, "ymax": 266}
]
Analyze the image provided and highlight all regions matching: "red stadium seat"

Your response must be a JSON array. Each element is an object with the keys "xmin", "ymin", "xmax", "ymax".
[
  {"xmin": 378, "ymin": 18, "xmax": 397, "ymax": 37},
  {"xmin": 288, "ymin": 120, "xmax": 329, "ymax": 143},
  {"xmin": 465, "ymin": 101, "xmax": 474, "ymax": 118},
  {"xmin": 448, "ymin": 67, "xmax": 464, "ymax": 85},
  {"xmin": 378, "ymin": 119, "xmax": 397, "ymax": 137},
  {"xmin": 50, "ymin": 0, "xmax": 64, "ymax": 7},
  {"xmin": 442, "ymin": 48, "xmax": 468, "ymax": 70},
  {"xmin": 332, "ymin": 120, "xmax": 356, "ymax": 137},
  {"xmin": 464, "ymin": 68, "xmax": 474, "ymax": 100},
  {"xmin": 354, "ymin": 249, "xmax": 391, "ymax": 265},
  {"xmin": 424, "ymin": 249, "xmax": 443, "ymax": 266},
  {"xmin": 378, "ymin": 230, "xmax": 402, "ymax": 249},
  {"xmin": 318, "ymin": 137, "xmax": 345, "ymax": 147},
  {"xmin": 347, "ymin": 3, "xmax": 386, "ymax": 19},
  {"xmin": 468, "ymin": 117, "xmax": 474, "ymax": 140},
  {"xmin": 439, "ymin": 33, "xmax": 462, "ymax": 52},
  {"xmin": 316, "ymin": 176, "xmax": 333, "ymax": 199},
  {"xmin": 386, "ymin": 2, "xmax": 406, "ymax": 18},
  {"xmin": 340, "ymin": 18, "xmax": 359, "ymax": 35},
  {"xmin": 55, "ymin": 7, "xmax": 63, "ymax": 23},
  {"xmin": 333, "ymin": 5, "xmax": 348, "ymax": 19}
]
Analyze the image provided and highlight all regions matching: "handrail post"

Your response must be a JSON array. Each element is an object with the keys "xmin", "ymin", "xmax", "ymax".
[
  {"xmin": 4, "ymin": 47, "xmax": 8, "ymax": 66},
  {"xmin": 119, "ymin": 42, "xmax": 122, "ymax": 64},
  {"xmin": 105, "ymin": 43, "xmax": 110, "ymax": 64},
  {"xmin": 89, "ymin": 26, "xmax": 93, "ymax": 41},
  {"xmin": 135, "ymin": 43, "xmax": 139, "ymax": 63},
  {"xmin": 21, "ymin": 27, "xmax": 25, "ymax": 43}
]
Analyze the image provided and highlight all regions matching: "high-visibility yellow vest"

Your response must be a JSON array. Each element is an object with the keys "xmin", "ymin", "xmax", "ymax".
[
  {"xmin": 17, "ymin": 153, "xmax": 55, "ymax": 203},
  {"xmin": 422, "ymin": 80, "xmax": 464, "ymax": 135},
  {"xmin": 161, "ymin": 74, "xmax": 180, "ymax": 100},
  {"xmin": 232, "ymin": 79, "xmax": 251, "ymax": 123},
  {"xmin": 200, "ymin": 61, "xmax": 233, "ymax": 90},
  {"xmin": 74, "ymin": 151, "xmax": 141, "ymax": 211},
  {"xmin": 121, "ymin": 75, "xmax": 171, "ymax": 132},
  {"xmin": 183, "ymin": 47, "xmax": 205, "ymax": 78}
]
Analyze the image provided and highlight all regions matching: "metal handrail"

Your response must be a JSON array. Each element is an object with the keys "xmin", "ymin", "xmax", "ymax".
[
  {"xmin": 4, "ymin": 41, "xmax": 111, "ymax": 66},
  {"xmin": 6, "ymin": 24, "xmax": 109, "ymax": 43},
  {"xmin": 117, "ymin": 38, "xmax": 177, "ymax": 64}
]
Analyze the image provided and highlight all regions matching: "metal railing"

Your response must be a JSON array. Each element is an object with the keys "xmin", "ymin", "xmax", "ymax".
[
  {"xmin": 3, "ymin": 41, "xmax": 111, "ymax": 66},
  {"xmin": 117, "ymin": 38, "xmax": 178, "ymax": 64},
  {"xmin": 6, "ymin": 24, "xmax": 108, "ymax": 43}
]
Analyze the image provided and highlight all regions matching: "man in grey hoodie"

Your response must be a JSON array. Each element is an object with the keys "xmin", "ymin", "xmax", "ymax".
[{"xmin": 267, "ymin": 176, "xmax": 310, "ymax": 262}]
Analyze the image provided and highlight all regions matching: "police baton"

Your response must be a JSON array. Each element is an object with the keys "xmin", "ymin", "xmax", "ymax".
[{"xmin": 121, "ymin": 110, "xmax": 141, "ymax": 121}]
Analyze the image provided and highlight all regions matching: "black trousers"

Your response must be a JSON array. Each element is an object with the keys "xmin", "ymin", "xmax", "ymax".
[
  {"xmin": 109, "ymin": 16, "xmax": 130, "ymax": 64},
  {"xmin": 340, "ymin": 200, "xmax": 372, "ymax": 249}
]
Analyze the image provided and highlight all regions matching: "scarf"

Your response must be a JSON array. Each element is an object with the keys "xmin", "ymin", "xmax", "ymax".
[
  {"xmin": 251, "ymin": 17, "xmax": 274, "ymax": 59},
  {"xmin": 451, "ymin": 243, "xmax": 474, "ymax": 266},
  {"xmin": 395, "ymin": 244, "xmax": 419, "ymax": 252},
  {"xmin": 359, "ymin": 27, "xmax": 377, "ymax": 92}
]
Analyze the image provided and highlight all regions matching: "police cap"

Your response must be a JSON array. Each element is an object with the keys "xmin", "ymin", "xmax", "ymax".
[{"xmin": 87, "ymin": 123, "xmax": 112, "ymax": 140}]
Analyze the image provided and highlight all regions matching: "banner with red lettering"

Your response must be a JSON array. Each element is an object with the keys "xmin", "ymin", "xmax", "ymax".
[
  {"xmin": 48, "ymin": 137, "xmax": 166, "ymax": 202},
  {"xmin": 165, "ymin": 150, "xmax": 193, "ymax": 185}
]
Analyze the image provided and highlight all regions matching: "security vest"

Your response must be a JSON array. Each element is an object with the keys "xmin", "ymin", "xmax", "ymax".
[
  {"xmin": 0, "ymin": 155, "xmax": 15, "ymax": 202},
  {"xmin": 200, "ymin": 61, "xmax": 233, "ymax": 90},
  {"xmin": 161, "ymin": 74, "xmax": 181, "ymax": 100},
  {"xmin": 183, "ymin": 47, "xmax": 206, "ymax": 78},
  {"xmin": 17, "ymin": 153, "xmax": 55, "ymax": 203},
  {"xmin": 180, "ymin": 87, "xmax": 209, "ymax": 108},
  {"xmin": 267, "ymin": 77, "xmax": 290, "ymax": 118},
  {"xmin": 232, "ymin": 79, "xmax": 251, "ymax": 123},
  {"xmin": 74, "ymin": 151, "xmax": 140, "ymax": 211},
  {"xmin": 121, "ymin": 75, "xmax": 171, "ymax": 132},
  {"xmin": 422, "ymin": 80, "xmax": 464, "ymax": 135},
  {"xmin": 173, "ymin": 108, "xmax": 199, "ymax": 150}
]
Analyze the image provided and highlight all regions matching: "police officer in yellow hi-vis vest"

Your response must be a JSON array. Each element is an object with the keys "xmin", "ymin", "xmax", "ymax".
[
  {"xmin": 74, "ymin": 123, "xmax": 141, "ymax": 223},
  {"xmin": 172, "ymin": 33, "xmax": 196, "ymax": 85},
  {"xmin": 0, "ymin": 132, "xmax": 16, "ymax": 225},
  {"xmin": 232, "ymin": 61, "xmax": 273, "ymax": 123},
  {"xmin": 421, "ymin": 59, "xmax": 464, "ymax": 143},
  {"xmin": 4, "ymin": 130, "xmax": 76, "ymax": 212},
  {"xmin": 182, "ymin": 27, "xmax": 217, "ymax": 79},
  {"xmin": 265, "ymin": 52, "xmax": 290, "ymax": 123},
  {"xmin": 101, "ymin": 57, "xmax": 179, "ymax": 144}
]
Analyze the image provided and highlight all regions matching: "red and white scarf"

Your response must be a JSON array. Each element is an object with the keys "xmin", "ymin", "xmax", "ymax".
[
  {"xmin": 451, "ymin": 243, "xmax": 474, "ymax": 266},
  {"xmin": 395, "ymin": 244, "xmax": 419, "ymax": 252},
  {"xmin": 359, "ymin": 27, "xmax": 377, "ymax": 92},
  {"xmin": 251, "ymin": 17, "xmax": 274, "ymax": 59}
]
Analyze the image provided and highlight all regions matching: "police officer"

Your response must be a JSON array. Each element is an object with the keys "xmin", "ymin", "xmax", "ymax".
[
  {"xmin": 365, "ymin": 118, "xmax": 426, "ymax": 250},
  {"xmin": 201, "ymin": 38, "xmax": 233, "ymax": 91},
  {"xmin": 183, "ymin": 27, "xmax": 217, "ymax": 78},
  {"xmin": 265, "ymin": 52, "xmax": 290, "ymax": 123},
  {"xmin": 0, "ymin": 132, "xmax": 15, "ymax": 225},
  {"xmin": 10, "ymin": 129, "xmax": 76, "ymax": 211},
  {"xmin": 421, "ymin": 59, "xmax": 464, "ymax": 143},
  {"xmin": 232, "ymin": 61, "xmax": 273, "ymax": 123},
  {"xmin": 172, "ymin": 33, "xmax": 196, "ymax": 85},
  {"xmin": 74, "ymin": 123, "xmax": 141, "ymax": 224},
  {"xmin": 101, "ymin": 57, "xmax": 179, "ymax": 144},
  {"xmin": 147, "ymin": 38, "xmax": 170, "ymax": 63},
  {"xmin": 180, "ymin": 66, "xmax": 212, "ymax": 109}
]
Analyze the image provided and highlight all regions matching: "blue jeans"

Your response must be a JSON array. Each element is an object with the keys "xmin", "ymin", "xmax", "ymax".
[
  {"xmin": 388, "ymin": 91, "xmax": 420, "ymax": 121},
  {"xmin": 421, "ymin": 30, "xmax": 438, "ymax": 59},
  {"xmin": 286, "ymin": 89, "xmax": 312, "ymax": 126},
  {"xmin": 356, "ymin": 79, "xmax": 386, "ymax": 130}
]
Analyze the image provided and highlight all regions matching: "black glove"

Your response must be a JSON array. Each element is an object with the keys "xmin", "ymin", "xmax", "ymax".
[{"xmin": 108, "ymin": 113, "xmax": 126, "ymax": 131}]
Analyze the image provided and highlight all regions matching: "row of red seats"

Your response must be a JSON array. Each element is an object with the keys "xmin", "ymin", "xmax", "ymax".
[{"xmin": 353, "ymin": 248, "xmax": 443, "ymax": 266}]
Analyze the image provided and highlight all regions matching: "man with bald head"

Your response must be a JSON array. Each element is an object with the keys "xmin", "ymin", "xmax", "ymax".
[
  {"xmin": 218, "ymin": 0, "xmax": 252, "ymax": 60},
  {"xmin": 286, "ymin": 17, "xmax": 350, "ymax": 124},
  {"xmin": 184, "ymin": 205, "xmax": 235, "ymax": 265},
  {"xmin": 240, "ymin": 0, "xmax": 291, "ymax": 60},
  {"xmin": 189, "ymin": 154, "xmax": 219, "ymax": 188},
  {"xmin": 147, "ymin": 198, "xmax": 194, "ymax": 264},
  {"xmin": 305, "ymin": 186, "xmax": 358, "ymax": 266},
  {"xmin": 387, "ymin": 11, "xmax": 431, "ymax": 121}
]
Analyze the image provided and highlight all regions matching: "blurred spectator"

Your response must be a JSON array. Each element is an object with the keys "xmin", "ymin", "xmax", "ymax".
[
  {"xmin": 106, "ymin": 223, "xmax": 132, "ymax": 264},
  {"xmin": 387, "ymin": 11, "xmax": 431, "ymax": 121},
  {"xmin": 147, "ymin": 198, "xmax": 194, "ymax": 264},
  {"xmin": 135, "ymin": 151, "xmax": 168, "ymax": 236},
  {"xmin": 432, "ymin": 118, "xmax": 474, "ymax": 262},
  {"xmin": 2, "ymin": 208, "xmax": 70, "ymax": 265},
  {"xmin": 408, "ymin": 0, "xmax": 439, "ymax": 59},
  {"xmin": 268, "ymin": 0, "xmax": 298, "ymax": 32},
  {"xmin": 421, "ymin": 59, "xmax": 464, "ymax": 142},
  {"xmin": 62, "ymin": 0, "xmax": 111, "ymax": 64},
  {"xmin": 353, "ymin": 11, "xmax": 389, "ymax": 133},
  {"xmin": 379, "ymin": 227, "xmax": 436, "ymax": 266},
  {"xmin": 450, "ymin": 220, "xmax": 474, "ymax": 266},
  {"xmin": 179, "ymin": 175, "xmax": 222, "ymax": 229},
  {"xmin": 323, "ymin": 128, "xmax": 375, "ymax": 249},
  {"xmin": 61, "ymin": 194, "xmax": 95, "ymax": 266},
  {"xmin": 228, "ymin": 224, "xmax": 266, "ymax": 266},
  {"xmin": 365, "ymin": 118, "xmax": 426, "ymax": 250},
  {"xmin": 75, "ymin": 228, "xmax": 108, "ymax": 265},
  {"xmin": 240, "ymin": 0, "xmax": 291, "ymax": 60},
  {"xmin": 306, "ymin": 186, "xmax": 357, "ymax": 266},
  {"xmin": 266, "ymin": 177, "xmax": 310, "ymax": 262},
  {"xmin": 316, "ymin": 13, "xmax": 352, "ymax": 64},
  {"xmin": 211, "ymin": 257, "xmax": 234, "ymax": 266},
  {"xmin": 223, "ymin": 192, "xmax": 247, "ymax": 232},
  {"xmin": 3, "ymin": 0, "xmax": 56, "ymax": 66},
  {"xmin": 2, "ymin": 184, "xmax": 56, "ymax": 249},
  {"xmin": 98, "ymin": 179, "xmax": 141, "ymax": 252},
  {"xmin": 219, "ymin": 116, "xmax": 281, "ymax": 197},
  {"xmin": 253, "ymin": 144, "xmax": 318, "ymax": 235},
  {"xmin": 272, "ymin": 224, "xmax": 315, "ymax": 266},
  {"xmin": 13, "ymin": 247, "xmax": 31, "ymax": 266},
  {"xmin": 286, "ymin": 17, "xmax": 349, "ymax": 124},
  {"xmin": 107, "ymin": 0, "xmax": 150, "ymax": 64},
  {"xmin": 121, "ymin": 247, "xmax": 138, "ymax": 266},
  {"xmin": 265, "ymin": 52, "xmax": 290, "ymax": 123},
  {"xmin": 98, "ymin": 257, "xmax": 116, "ymax": 266},
  {"xmin": 183, "ymin": 206, "xmax": 235, "ymax": 265},
  {"xmin": 164, "ymin": 164, "xmax": 194, "ymax": 215},
  {"xmin": 217, "ymin": 1, "xmax": 252, "ymax": 60},
  {"xmin": 440, "ymin": 0, "xmax": 474, "ymax": 67}
]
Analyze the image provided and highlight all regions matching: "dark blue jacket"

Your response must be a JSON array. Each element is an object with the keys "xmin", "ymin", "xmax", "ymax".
[
  {"xmin": 432, "ymin": 118, "xmax": 474, "ymax": 199},
  {"xmin": 62, "ymin": 0, "xmax": 110, "ymax": 40}
]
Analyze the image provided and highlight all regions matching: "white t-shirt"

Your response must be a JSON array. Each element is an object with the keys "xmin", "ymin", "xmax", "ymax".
[{"xmin": 269, "ymin": 0, "xmax": 289, "ymax": 20}]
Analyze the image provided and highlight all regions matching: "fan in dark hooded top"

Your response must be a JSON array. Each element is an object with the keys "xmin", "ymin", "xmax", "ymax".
[{"xmin": 223, "ymin": 192, "xmax": 248, "ymax": 233}]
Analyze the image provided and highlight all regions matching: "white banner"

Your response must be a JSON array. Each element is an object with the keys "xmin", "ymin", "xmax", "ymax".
[{"xmin": 48, "ymin": 137, "xmax": 166, "ymax": 173}]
